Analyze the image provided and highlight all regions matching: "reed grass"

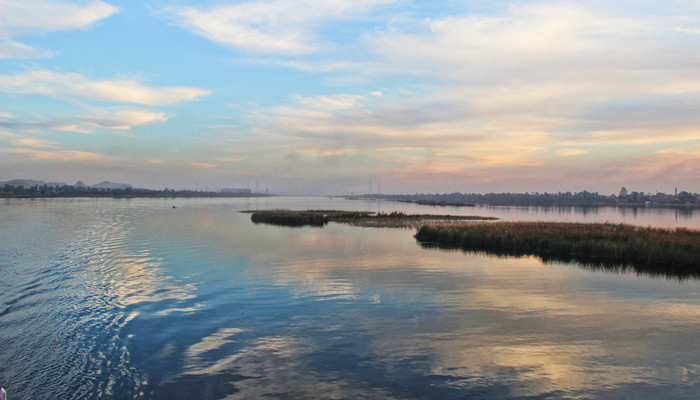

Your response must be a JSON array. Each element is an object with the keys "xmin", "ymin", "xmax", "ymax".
[
  {"xmin": 414, "ymin": 222, "xmax": 700, "ymax": 276},
  {"xmin": 248, "ymin": 210, "xmax": 333, "ymax": 226},
  {"xmin": 245, "ymin": 209, "xmax": 497, "ymax": 228}
]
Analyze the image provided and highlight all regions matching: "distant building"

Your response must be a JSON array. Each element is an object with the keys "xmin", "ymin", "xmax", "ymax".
[{"xmin": 221, "ymin": 188, "xmax": 251, "ymax": 194}]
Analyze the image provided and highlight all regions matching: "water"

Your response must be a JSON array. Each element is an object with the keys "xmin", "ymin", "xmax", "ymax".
[{"xmin": 1, "ymin": 197, "xmax": 699, "ymax": 399}]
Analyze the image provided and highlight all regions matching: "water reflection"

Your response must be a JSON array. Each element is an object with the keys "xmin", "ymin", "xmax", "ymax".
[
  {"xmin": 137, "ymin": 203, "xmax": 700, "ymax": 398},
  {"xmin": 1, "ymin": 198, "xmax": 700, "ymax": 399},
  {"xmin": 419, "ymin": 241, "xmax": 700, "ymax": 280},
  {"xmin": 478, "ymin": 204, "xmax": 698, "ymax": 228}
]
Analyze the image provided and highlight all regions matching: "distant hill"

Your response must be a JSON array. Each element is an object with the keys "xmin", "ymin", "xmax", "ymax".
[
  {"xmin": 46, "ymin": 181, "xmax": 69, "ymax": 187},
  {"xmin": 1, "ymin": 179, "xmax": 132, "ymax": 190},
  {"xmin": 90, "ymin": 181, "xmax": 132, "ymax": 190},
  {"xmin": 1, "ymin": 179, "xmax": 67, "ymax": 187}
]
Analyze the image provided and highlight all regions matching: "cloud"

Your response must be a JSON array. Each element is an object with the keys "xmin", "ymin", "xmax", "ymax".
[
  {"xmin": 1, "ymin": 109, "xmax": 168, "ymax": 134},
  {"xmin": 637, "ymin": 147, "xmax": 700, "ymax": 174},
  {"xmin": 0, "ymin": 0, "xmax": 117, "ymax": 34},
  {"xmin": 165, "ymin": 0, "xmax": 396, "ymax": 54},
  {"xmin": 232, "ymin": 77, "xmax": 697, "ymax": 192},
  {"xmin": 370, "ymin": 3, "xmax": 700, "ymax": 94},
  {"xmin": 216, "ymin": 157, "xmax": 245, "ymax": 163},
  {"xmin": 189, "ymin": 162, "xmax": 217, "ymax": 168},
  {"xmin": 59, "ymin": 109, "xmax": 167, "ymax": 132},
  {"xmin": 0, "ymin": 70, "xmax": 210, "ymax": 105},
  {"xmin": 0, "ymin": 39, "xmax": 52, "ymax": 59},
  {"xmin": 1, "ymin": 147, "xmax": 109, "ymax": 162},
  {"xmin": 9, "ymin": 138, "xmax": 61, "ymax": 149},
  {"xmin": 232, "ymin": 91, "xmax": 556, "ymax": 179},
  {"xmin": 0, "ymin": 0, "xmax": 118, "ymax": 59},
  {"xmin": 555, "ymin": 148, "xmax": 589, "ymax": 157}
]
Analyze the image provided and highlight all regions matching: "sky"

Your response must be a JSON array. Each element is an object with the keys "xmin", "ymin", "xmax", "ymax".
[{"xmin": 1, "ymin": 0, "xmax": 699, "ymax": 195}]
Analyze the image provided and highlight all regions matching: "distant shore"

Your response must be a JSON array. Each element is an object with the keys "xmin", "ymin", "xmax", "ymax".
[
  {"xmin": 0, "ymin": 188, "xmax": 272, "ymax": 199},
  {"xmin": 349, "ymin": 196, "xmax": 700, "ymax": 209},
  {"xmin": 352, "ymin": 190, "xmax": 700, "ymax": 209}
]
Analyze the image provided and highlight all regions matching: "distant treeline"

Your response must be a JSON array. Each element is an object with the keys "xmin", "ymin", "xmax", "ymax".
[
  {"xmin": 361, "ymin": 189, "xmax": 699, "ymax": 207},
  {"xmin": 0, "ymin": 184, "xmax": 269, "ymax": 198}
]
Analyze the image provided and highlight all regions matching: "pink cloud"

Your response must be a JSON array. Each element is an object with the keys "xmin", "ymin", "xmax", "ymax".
[{"xmin": 189, "ymin": 161, "xmax": 217, "ymax": 168}]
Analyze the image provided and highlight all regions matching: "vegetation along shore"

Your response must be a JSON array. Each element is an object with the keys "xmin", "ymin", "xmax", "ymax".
[
  {"xmin": 246, "ymin": 209, "xmax": 700, "ymax": 277},
  {"xmin": 244, "ymin": 209, "xmax": 497, "ymax": 228},
  {"xmin": 415, "ymin": 222, "xmax": 700, "ymax": 277},
  {"xmin": 359, "ymin": 188, "xmax": 700, "ymax": 208}
]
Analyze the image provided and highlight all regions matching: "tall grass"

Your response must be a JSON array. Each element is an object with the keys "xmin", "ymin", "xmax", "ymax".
[
  {"xmin": 249, "ymin": 210, "xmax": 333, "ymax": 227},
  {"xmin": 415, "ymin": 222, "xmax": 700, "ymax": 277},
  {"xmin": 246, "ymin": 209, "xmax": 497, "ymax": 228}
]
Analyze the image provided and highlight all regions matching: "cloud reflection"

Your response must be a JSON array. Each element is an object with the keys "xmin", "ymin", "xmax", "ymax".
[{"xmin": 125, "ymin": 204, "xmax": 700, "ymax": 398}]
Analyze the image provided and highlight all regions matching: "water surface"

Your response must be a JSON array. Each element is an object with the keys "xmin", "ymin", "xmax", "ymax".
[{"xmin": 1, "ymin": 197, "xmax": 699, "ymax": 399}]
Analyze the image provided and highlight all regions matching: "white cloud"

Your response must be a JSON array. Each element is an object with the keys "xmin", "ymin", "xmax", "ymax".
[
  {"xmin": 0, "ymin": 70, "xmax": 210, "ymax": 105},
  {"xmin": 9, "ymin": 138, "xmax": 61, "ymax": 149},
  {"xmin": 295, "ymin": 94, "xmax": 364, "ymax": 111},
  {"xmin": 166, "ymin": 0, "xmax": 396, "ymax": 54},
  {"xmin": 345, "ymin": 2, "xmax": 700, "ymax": 169},
  {"xmin": 0, "ymin": 0, "xmax": 117, "ymax": 34},
  {"xmin": 1, "ymin": 147, "xmax": 109, "ymax": 162},
  {"xmin": 0, "ymin": 39, "xmax": 52, "ymax": 59},
  {"xmin": 370, "ymin": 3, "xmax": 700, "ymax": 91},
  {"xmin": 1, "ymin": 109, "xmax": 168, "ymax": 134},
  {"xmin": 47, "ymin": 109, "xmax": 167, "ymax": 133},
  {"xmin": 83, "ymin": 110, "xmax": 167, "ymax": 130},
  {"xmin": 0, "ymin": 0, "xmax": 118, "ymax": 59}
]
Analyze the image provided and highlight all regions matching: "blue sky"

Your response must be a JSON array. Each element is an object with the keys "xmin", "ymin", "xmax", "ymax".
[{"xmin": 1, "ymin": 0, "xmax": 699, "ymax": 194}]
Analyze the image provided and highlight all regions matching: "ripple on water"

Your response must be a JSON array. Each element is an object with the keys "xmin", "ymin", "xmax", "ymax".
[
  {"xmin": 2, "ymin": 199, "xmax": 700, "ymax": 400},
  {"xmin": 0, "ymin": 202, "xmax": 148, "ymax": 399}
]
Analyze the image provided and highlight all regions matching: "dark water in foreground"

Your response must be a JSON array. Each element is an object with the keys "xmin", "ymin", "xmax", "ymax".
[{"xmin": 1, "ymin": 197, "xmax": 699, "ymax": 399}]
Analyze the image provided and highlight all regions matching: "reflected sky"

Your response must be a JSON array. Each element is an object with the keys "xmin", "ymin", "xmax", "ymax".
[{"xmin": 1, "ymin": 198, "xmax": 700, "ymax": 399}]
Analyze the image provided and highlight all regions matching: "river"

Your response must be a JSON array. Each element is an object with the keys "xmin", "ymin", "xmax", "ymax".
[{"xmin": 1, "ymin": 197, "xmax": 699, "ymax": 399}]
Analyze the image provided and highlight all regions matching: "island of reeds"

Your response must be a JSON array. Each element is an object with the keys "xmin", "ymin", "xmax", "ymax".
[
  {"xmin": 414, "ymin": 222, "xmax": 700, "ymax": 277},
  {"xmin": 244, "ymin": 209, "xmax": 497, "ymax": 228}
]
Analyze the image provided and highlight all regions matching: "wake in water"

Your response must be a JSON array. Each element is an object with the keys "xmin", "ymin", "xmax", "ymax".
[{"xmin": 0, "ymin": 201, "xmax": 147, "ymax": 399}]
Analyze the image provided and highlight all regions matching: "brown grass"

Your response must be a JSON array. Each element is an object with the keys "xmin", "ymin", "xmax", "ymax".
[
  {"xmin": 244, "ymin": 209, "xmax": 497, "ymax": 228},
  {"xmin": 415, "ymin": 222, "xmax": 700, "ymax": 277}
]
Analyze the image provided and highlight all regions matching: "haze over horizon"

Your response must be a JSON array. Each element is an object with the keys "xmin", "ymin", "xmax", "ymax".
[{"xmin": 2, "ymin": 1, "xmax": 699, "ymax": 195}]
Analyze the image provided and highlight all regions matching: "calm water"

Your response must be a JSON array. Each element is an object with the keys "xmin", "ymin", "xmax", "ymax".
[{"xmin": 1, "ymin": 197, "xmax": 699, "ymax": 399}]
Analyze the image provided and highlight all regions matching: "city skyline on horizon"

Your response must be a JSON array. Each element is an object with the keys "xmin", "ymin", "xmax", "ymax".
[
  {"xmin": 2, "ymin": 176, "xmax": 695, "ymax": 198},
  {"xmin": 2, "ymin": 1, "xmax": 700, "ymax": 195}
]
